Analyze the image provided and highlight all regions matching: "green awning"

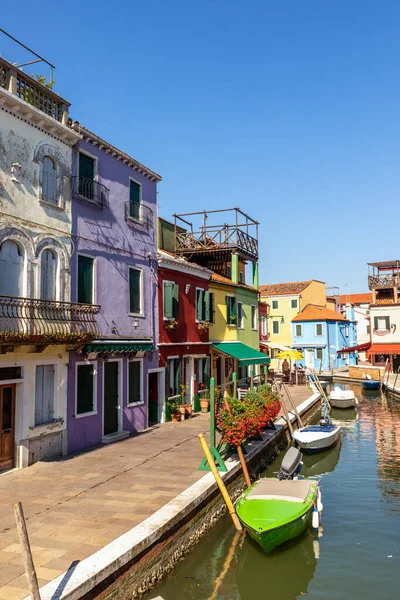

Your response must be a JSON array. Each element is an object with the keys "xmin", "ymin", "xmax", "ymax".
[
  {"xmin": 212, "ymin": 342, "xmax": 270, "ymax": 366},
  {"xmin": 84, "ymin": 341, "xmax": 153, "ymax": 354}
]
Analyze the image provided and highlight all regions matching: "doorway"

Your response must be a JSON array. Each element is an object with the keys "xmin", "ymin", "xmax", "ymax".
[
  {"xmin": 148, "ymin": 372, "xmax": 159, "ymax": 424},
  {"xmin": 0, "ymin": 384, "xmax": 15, "ymax": 472},
  {"xmin": 103, "ymin": 362, "xmax": 120, "ymax": 436},
  {"xmin": 305, "ymin": 349, "xmax": 314, "ymax": 369}
]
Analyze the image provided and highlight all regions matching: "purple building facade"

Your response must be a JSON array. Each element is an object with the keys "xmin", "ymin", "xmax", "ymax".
[{"xmin": 67, "ymin": 125, "xmax": 162, "ymax": 453}]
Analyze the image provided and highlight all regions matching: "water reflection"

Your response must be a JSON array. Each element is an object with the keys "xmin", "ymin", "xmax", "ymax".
[{"xmin": 301, "ymin": 440, "xmax": 341, "ymax": 477}]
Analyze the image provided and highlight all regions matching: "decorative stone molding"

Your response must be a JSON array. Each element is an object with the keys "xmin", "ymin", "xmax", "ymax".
[
  {"xmin": 34, "ymin": 235, "xmax": 70, "ymax": 271},
  {"xmin": 32, "ymin": 141, "xmax": 70, "ymax": 176}
]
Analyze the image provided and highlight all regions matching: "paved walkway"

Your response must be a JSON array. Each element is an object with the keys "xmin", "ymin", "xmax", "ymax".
[{"xmin": 0, "ymin": 386, "xmax": 312, "ymax": 600}]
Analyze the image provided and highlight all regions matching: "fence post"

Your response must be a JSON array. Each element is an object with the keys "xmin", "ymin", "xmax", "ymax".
[
  {"xmin": 199, "ymin": 377, "xmax": 227, "ymax": 472},
  {"xmin": 250, "ymin": 367, "xmax": 254, "ymax": 391}
]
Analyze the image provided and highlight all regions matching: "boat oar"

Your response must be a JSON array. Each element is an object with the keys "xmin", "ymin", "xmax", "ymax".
[
  {"xmin": 198, "ymin": 434, "xmax": 242, "ymax": 531},
  {"xmin": 282, "ymin": 383, "xmax": 304, "ymax": 428}
]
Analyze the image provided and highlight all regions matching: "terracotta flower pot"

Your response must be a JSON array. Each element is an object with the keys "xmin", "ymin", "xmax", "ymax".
[
  {"xmin": 185, "ymin": 404, "xmax": 193, "ymax": 417},
  {"xmin": 200, "ymin": 399, "xmax": 210, "ymax": 413},
  {"xmin": 171, "ymin": 412, "xmax": 180, "ymax": 423}
]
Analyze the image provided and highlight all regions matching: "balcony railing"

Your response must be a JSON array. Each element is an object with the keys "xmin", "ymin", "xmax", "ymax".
[
  {"xmin": 72, "ymin": 176, "xmax": 110, "ymax": 209},
  {"xmin": 0, "ymin": 296, "xmax": 101, "ymax": 345},
  {"xmin": 125, "ymin": 202, "xmax": 154, "ymax": 229},
  {"xmin": 368, "ymin": 274, "xmax": 400, "ymax": 290},
  {"xmin": 0, "ymin": 56, "xmax": 69, "ymax": 124}
]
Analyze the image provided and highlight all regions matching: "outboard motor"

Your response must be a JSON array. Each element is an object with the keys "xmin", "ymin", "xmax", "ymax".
[
  {"xmin": 277, "ymin": 447, "xmax": 303, "ymax": 480},
  {"xmin": 320, "ymin": 401, "xmax": 332, "ymax": 427}
]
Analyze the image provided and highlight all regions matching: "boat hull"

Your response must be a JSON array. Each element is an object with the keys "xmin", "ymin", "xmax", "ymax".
[
  {"xmin": 330, "ymin": 397, "xmax": 357, "ymax": 409},
  {"xmin": 243, "ymin": 509, "xmax": 313, "ymax": 553},
  {"xmin": 293, "ymin": 425, "xmax": 341, "ymax": 454},
  {"xmin": 362, "ymin": 380, "xmax": 380, "ymax": 390}
]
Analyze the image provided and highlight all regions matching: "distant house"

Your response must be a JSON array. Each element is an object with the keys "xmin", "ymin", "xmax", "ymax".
[
  {"xmin": 259, "ymin": 280, "xmax": 327, "ymax": 369},
  {"xmin": 292, "ymin": 305, "xmax": 357, "ymax": 371},
  {"xmin": 339, "ymin": 293, "xmax": 372, "ymax": 360}
]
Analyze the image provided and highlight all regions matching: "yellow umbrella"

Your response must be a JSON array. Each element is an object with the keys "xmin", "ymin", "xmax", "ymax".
[{"xmin": 276, "ymin": 350, "xmax": 303, "ymax": 361}]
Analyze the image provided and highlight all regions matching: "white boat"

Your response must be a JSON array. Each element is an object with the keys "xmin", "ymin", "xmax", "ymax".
[
  {"xmin": 329, "ymin": 386, "xmax": 358, "ymax": 409},
  {"xmin": 292, "ymin": 424, "xmax": 341, "ymax": 454}
]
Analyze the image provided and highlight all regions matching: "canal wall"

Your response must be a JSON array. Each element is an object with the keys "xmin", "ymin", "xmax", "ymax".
[{"xmin": 29, "ymin": 389, "xmax": 321, "ymax": 600}]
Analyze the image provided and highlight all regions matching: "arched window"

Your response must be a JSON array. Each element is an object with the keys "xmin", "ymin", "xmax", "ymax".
[
  {"xmin": 42, "ymin": 156, "xmax": 58, "ymax": 205},
  {"xmin": 0, "ymin": 240, "xmax": 24, "ymax": 297},
  {"xmin": 40, "ymin": 249, "xmax": 57, "ymax": 300}
]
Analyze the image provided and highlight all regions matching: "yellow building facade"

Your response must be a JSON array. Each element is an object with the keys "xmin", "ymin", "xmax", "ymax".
[{"xmin": 259, "ymin": 280, "xmax": 326, "ymax": 369}]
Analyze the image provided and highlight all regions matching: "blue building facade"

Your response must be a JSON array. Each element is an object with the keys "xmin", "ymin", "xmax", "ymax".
[{"xmin": 291, "ymin": 305, "xmax": 357, "ymax": 370}]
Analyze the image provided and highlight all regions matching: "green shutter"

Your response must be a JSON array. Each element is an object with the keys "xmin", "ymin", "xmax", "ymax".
[
  {"xmin": 129, "ymin": 180, "xmax": 141, "ymax": 219},
  {"xmin": 79, "ymin": 153, "xmax": 95, "ymax": 180},
  {"xmin": 129, "ymin": 361, "xmax": 141, "ymax": 404},
  {"xmin": 204, "ymin": 290, "xmax": 210, "ymax": 321},
  {"xmin": 226, "ymin": 296, "xmax": 230, "ymax": 322},
  {"xmin": 165, "ymin": 359, "xmax": 171, "ymax": 397},
  {"xmin": 129, "ymin": 269, "xmax": 141, "ymax": 314},
  {"xmin": 77, "ymin": 364, "xmax": 94, "ymax": 415},
  {"xmin": 164, "ymin": 282, "xmax": 173, "ymax": 318},
  {"xmin": 385, "ymin": 316, "xmax": 390, "ymax": 330},
  {"xmin": 78, "ymin": 255, "xmax": 93, "ymax": 304},
  {"xmin": 373, "ymin": 317, "xmax": 378, "ymax": 330},
  {"xmin": 172, "ymin": 283, "xmax": 179, "ymax": 318},
  {"xmin": 209, "ymin": 292, "xmax": 214, "ymax": 323},
  {"xmin": 174, "ymin": 358, "xmax": 181, "ymax": 395},
  {"xmin": 196, "ymin": 289, "xmax": 204, "ymax": 321},
  {"xmin": 203, "ymin": 357, "xmax": 210, "ymax": 389}
]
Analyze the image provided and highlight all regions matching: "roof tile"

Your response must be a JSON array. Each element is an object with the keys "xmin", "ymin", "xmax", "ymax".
[
  {"xmin": 339, "ymin": 293, "xmax": 372, "ymax": 305},
  {"xmin": 259, "ymin": 281, "xmax": 315, "ymax": 296},
  {"xmin": 292, "ymin": 304, "xmax": 348, "ymax": 322}
]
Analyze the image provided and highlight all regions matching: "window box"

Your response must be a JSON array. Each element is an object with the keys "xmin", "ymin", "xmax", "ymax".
[
  {"xmin": 196, "ymin": 321, "xmax": 210, "ymax": 331},
  {"xmin": 164, "ymin": 319, "xmax": 179, "ymax": 330}
]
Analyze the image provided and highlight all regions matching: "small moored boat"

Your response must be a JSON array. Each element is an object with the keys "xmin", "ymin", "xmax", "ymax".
[
  {"xmin": 362, "ymin": 380, "xmax": 380, "ymax": 390},
  {"xmin": 329, "ymin": 386, "xmax": 358, "ymax": 409},
  {"xmin": 235, "ymin": 448, "xmax": 321, "ymax": 553},
  {"xmin": 292, "ymin": 424, "xmax": 341, "ymax": 454}
]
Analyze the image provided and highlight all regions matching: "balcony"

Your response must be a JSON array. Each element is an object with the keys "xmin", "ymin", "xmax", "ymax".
[
  {"xmin": 0, "ymin": 56, "xmax": 79, "ymax": 144},
  {"xmin": 368, "ymin": 260, "xmax": 400, "ymax": 290},
  {"xmin": 72, "ymin": 177, "xmax": 110, "ymax": 209},
  {"xmin": 0, "ymin": 296, "xmax": 101, "ymax": 346},
  {"xmin": 125, "ymin": 202, "xmax": 154, "ymax": 229}
]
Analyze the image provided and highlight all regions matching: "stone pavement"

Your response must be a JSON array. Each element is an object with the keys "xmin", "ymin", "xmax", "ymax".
[{"xmin": 0, "ymin": 385, "xmax": 312, "ymax": 600}]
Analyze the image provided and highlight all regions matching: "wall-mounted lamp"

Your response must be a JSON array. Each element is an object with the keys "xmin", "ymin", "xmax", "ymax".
[
  {"xmin": 185, "ymin": 284, "xmax": 191, "ymax": 294},
  {"xmin": 265, "ymin": 315, "xmax": 285, "ymax": 324}
]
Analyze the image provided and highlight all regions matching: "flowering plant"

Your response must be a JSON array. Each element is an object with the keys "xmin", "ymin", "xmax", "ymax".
[
  {"xmin": 164, "ymin": 319, "xmax": 179, "ymax": 330},
  {"xmin": 196, "ymin": 321, "xmax": 210, "ymax": 331}
]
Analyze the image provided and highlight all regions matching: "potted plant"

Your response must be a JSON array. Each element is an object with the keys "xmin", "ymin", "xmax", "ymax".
[
  {"xmin": 164, "ymin": 319, "xmax": 179, "ymax": 330},
  {"xmin": 166, "ymin": 399, "xmax": 180, "ymax": 422},
  {"xmin": 196, "ymin": 321, "xmax": 210, "ymax": 331},
  {"xmin": 200, "ymin": 396, "xmax": 210, "ymax": 413},
  {"xmin": 228, "ymin": 314, "xmax": 236, "ymax": 326}
]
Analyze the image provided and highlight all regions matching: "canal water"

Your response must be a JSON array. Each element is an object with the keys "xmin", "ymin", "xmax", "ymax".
[{"xmin": 144, "ymin": 384, "xmax": 400, "ymax": 600}]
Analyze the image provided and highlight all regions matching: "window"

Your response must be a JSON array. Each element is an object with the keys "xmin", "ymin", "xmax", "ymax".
[
  {"xmin": 237, "ymin": 302, "xmax": 244, "ymax": 328},
  {"xmin": 42, "ymin": 156, "xmax": 58, "ymax": 205},
  {"xmin": 35, "ymin": 365, "xmax": 54, "ymax": 426},
  {"xmin": 374, "ymin": 316, "xmax": 390, "ymax": 331},
  {"xmin": 128, "ymin": 360, "xmax": 142, "ymax": 404},
  {"xmin": 251, "ymin": 305, "xmax": 257, "ymax": 330},
  {"xmin": 239, "ymin": 271, "xmax": 244, "ymax": 283},
  {"xmin": 291, "ymin": 299, "xmax": 298, "ymax": 309},
  {"xmin": 345, "ymin": 325, "xmax": 349, "ymax": 337},
  {"xmin": 196, "ymin": 357, "xmax": 210, "ymax": 389},
  {"xmin": 129, "ymin": 179, "xmax": 141, "ymax": 220},
  {"xmin": 272, "ymin": 300, "xmax": 279, "ymax": 310},
  {"xmin": 40, "ymin": 249, "xmax": 57, "ymax": 300},
  {"xmin": 226, "ymin": 295, "xmax": 236, "ymax": 325},
  {"xmin": 76, "ymin": 364, "xmax": 95, "ymax": 415},
  {"xmin": 295, "ymin": 324, "xmax": 303, "ymax": 337},
  {"xmin": 261, "ymin": 317, "xmax": 267, "ymax": 336},
  {"xmin": 0, "ymin": 240, "xmax": 24, "ymax": 297},
  {"xmin": 77, "ymin": 255, "xmax": 94, "ymax": 304},
  {"xmin": 272, "ymin": 320, "xmax": 279, "ymax": 334},
  {"xmin": 209, "ymin": 292, "xmax": 215, "ymax": 324},
  {"xmin": 315, "ymin": 323, "xmax": 323, "ymax": 336},
  {"xmin": 129, "ymin": 268, "xmax": 142, "ymax": 314},
  {"xmin": 164, "ymin": 281, "xmax": 179, "ymax": 319},
  {"xmin": 366, "ymin": 325, "xmax": 370, "ymax": 335},
  {"xmin": 79, "ymin": 152, "xmax": 96, "ymax": 199},
  {"xmin": 226, "ymin": 265, "xmax": 232, "ymax": 279},
  {"xmin": 316, "ymin": 348, "xmax": 324, "ymax": 361},
  {"xmin": 196, "ymin": 289, "xmax": 211, "ymax": 322},
  {"xmin": 166, "ymin": 357, "xmax": 181, "ymax": 397}
]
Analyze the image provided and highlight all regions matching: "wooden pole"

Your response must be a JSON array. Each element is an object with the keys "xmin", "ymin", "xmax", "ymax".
[
  {"xmin": 312, "ymin": 370, "xmax": 329, "ymax": 403},
  {"xmin": 13, "ymin": 502, "xmax": 41, "ymax": 600},
  {"xmin": 277, "ymin": 384, "xmax": 294, "ymax": 437},
  {"xmin": 198, "ymin": 434, "xmax": 242, "ymax": 531},
  {"xmin": 223, "ymin": 391, "xmax": 251, "ymax": 488},
  {"xmin": 282, "ymin": 383, "xmax": 304, "ymax": 428}
]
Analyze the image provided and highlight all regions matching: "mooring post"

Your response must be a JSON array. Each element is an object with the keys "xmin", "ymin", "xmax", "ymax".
[
  {"xmin": 250, "ymin": 367, "xmax": 254, "ymax": 391},
  {"xmin": 232, "ymin": 371, "xmax": 237, "ymax": 399},
  {"xmin": 13, "ymin": 502, "xmax": 41, "ymax": 600},
  {"xmin": 199, "ymin": 377, "xmax": 226, "ymax": 472}
]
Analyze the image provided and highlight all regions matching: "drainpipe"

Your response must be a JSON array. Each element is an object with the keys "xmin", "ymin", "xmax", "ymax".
[
  {"xmin": 327, "ymin": 322, "xmax": 331, "ymax": 371},
  {"xmin": 231, "ymin": 253, "xmax": 239, "ymax": 284}
]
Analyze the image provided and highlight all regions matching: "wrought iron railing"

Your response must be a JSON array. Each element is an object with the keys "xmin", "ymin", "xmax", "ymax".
[
  {"xmin": 72, "ymin": 176, "xmax": 110, "ymax": 209},
  {"xmin": 0, "ymin": 296, "xmax": 101, "ymax": 345},
  {"xmin": 125, "ymin": 201, "xmax": 154, "ymax": 228},
  {"xmin": 368, "ymin": 274, "xmax": 400, "ymax": 290}
]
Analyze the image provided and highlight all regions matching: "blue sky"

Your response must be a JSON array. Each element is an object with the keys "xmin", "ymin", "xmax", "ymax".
[{"xmin": 1, "ymin": 1, "xmax": 399, "ymax": 293}]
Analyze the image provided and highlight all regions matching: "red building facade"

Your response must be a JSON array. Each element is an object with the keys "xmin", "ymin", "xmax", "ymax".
[
  {"xmin": 259, "ymin": 300, "xmax": 270, "ymax": 355},
  {"xmin": 157, "ymin": 251, "xmax": 212, "ymax": 416}
]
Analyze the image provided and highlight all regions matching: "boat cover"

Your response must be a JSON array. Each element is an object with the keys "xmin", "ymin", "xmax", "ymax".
[
  {"xmin": 300, "ymin": 426, "xmax": 337, "ymax": 433},
  {"xmin": 247, "ymin": 479, "xmax": 315, "ymax": 503}
]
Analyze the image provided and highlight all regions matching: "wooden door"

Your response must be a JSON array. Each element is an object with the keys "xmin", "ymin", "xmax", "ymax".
[
  {"xmin": 104, "ymin": 362, "xmax": 119, "ymax": 436},
  {"xmin": 148, "ymin": 372, "xmax": 159, "ymax": 423},
  {"xmin": 0, "ymin": 385, "xmax": 15, "ymax": 472}
]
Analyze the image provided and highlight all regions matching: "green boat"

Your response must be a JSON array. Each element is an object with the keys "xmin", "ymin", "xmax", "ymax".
[{"xmin": 235, "ymin": 448, "xmax": 320, "ymax": 553}]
